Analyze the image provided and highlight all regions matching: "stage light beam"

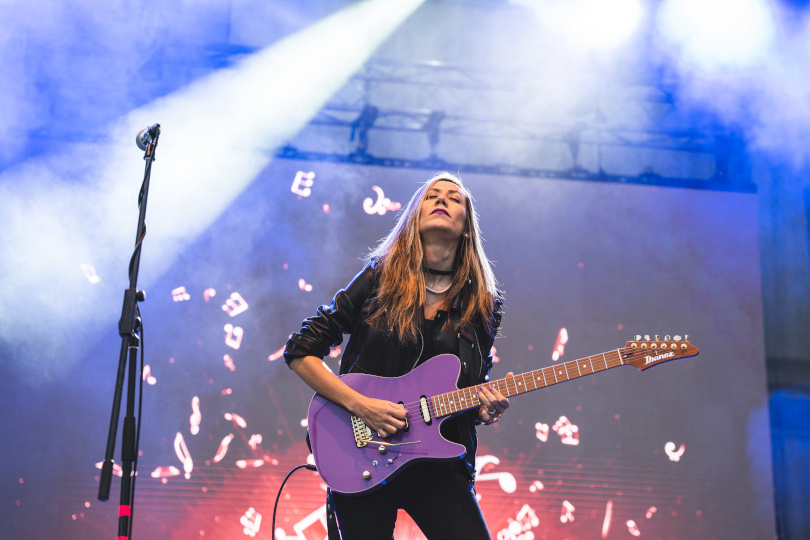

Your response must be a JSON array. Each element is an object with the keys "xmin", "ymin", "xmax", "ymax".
[{"xmin": 0, "ymin": 0, "xmax": 427, "ymax": 383}]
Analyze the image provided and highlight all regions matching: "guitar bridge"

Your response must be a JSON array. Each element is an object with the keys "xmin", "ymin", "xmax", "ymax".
[{"xmin": 351, "ymin": 415, "xmax": 373, "ymax": 448}]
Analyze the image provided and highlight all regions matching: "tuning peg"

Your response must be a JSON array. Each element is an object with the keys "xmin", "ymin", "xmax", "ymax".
[
  {"xmin": 674, "ymin": 335, "xmax": 682, "ymax": 341},
  {"xmin": 655, "ymin": 335, "xmax": 660, "ymax": 341},
  {"xmin": 634, "ymin": 335, "xmax": 642, "ymax": 341},
  {"xmin": 665, "ymin": 335, "xmax": 671, "ymax": 341},
  {"xmin": 644, "ymin": 335, "xmax": 651, "ymax": 341},
  {"xmin": 685, "ymin": 334, "xmax": 689, "ymax": 341}
]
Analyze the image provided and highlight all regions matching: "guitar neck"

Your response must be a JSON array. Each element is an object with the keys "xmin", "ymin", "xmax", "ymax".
[{"xmin": 431, "ymin": 349, "xmax": 627, "ymax": 419}]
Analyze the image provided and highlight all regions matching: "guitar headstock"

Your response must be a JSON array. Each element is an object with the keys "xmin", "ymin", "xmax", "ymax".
[{"xmin": 623, "ymin": 335, "xmax": 699, "ymax": 371}]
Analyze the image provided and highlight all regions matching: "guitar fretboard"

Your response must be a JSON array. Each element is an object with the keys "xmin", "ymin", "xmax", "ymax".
[{"xmin": 430, "ymin": 349, "xmax": 627, "ymax": 419}]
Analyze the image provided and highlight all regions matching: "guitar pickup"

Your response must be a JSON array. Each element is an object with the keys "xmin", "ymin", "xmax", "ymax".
[
  {"xmin": 398, "ymin": 401, "xmax": 409, "ymax": 432},
  {"xmin": 419, "ymin": 396, "xmax": 432, "ymax": 426}
]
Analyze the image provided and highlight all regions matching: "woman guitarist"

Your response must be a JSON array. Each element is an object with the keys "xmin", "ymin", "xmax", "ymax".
[{"xmin": 284, "ymin": 172, "xmax": 508, "ymax": 539}]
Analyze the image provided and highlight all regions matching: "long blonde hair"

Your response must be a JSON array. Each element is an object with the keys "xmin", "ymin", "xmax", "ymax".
[{"xmin": 365, "ymin": 172, "xmax": 500, "ymax": 344}]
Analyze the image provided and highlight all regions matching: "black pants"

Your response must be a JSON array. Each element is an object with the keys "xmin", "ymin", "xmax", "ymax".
[{"xmin": 330, "ymin": 460, "xmax": 491, "ymax": 540}]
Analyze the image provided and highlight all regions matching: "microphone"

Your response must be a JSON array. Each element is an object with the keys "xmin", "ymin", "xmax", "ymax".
[{"xmin": 135, "ymin": 124, "xmax": 161, "ymax": 150}]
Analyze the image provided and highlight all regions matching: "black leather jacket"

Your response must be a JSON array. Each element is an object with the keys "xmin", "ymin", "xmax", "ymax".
[{"xmin": 284, "ymin": 261, "xmax": 502, "ymax": 479}]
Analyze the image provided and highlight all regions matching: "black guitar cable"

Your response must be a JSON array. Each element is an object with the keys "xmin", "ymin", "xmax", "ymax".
[{"xmin": 272, "ymin": 463, "xmax": 318, "ymax": 540}]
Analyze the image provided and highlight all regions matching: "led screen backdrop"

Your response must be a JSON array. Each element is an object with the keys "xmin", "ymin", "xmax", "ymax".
[{"xmin": 1, "ymin": 159, "xmax": 774, "ymax": 539}]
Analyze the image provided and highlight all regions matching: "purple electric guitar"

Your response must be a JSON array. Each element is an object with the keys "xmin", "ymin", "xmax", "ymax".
[{"xmin": 307, "ymin": 335, "xmax": 699, "ymax": 495}]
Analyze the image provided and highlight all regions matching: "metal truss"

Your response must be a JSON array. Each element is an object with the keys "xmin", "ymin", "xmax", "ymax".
[{"xmin": 283, "ymin": 58, "xmax": 753, "ymax": 191}]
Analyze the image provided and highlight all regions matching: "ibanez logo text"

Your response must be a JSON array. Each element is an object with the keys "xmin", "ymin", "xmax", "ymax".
[{"xmin": 645, "ymin": 351, "xmax": 674, "ymax": 365}]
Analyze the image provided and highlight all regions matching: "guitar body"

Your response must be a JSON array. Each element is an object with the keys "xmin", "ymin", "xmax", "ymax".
[{"xmin": 307, "ymin": 354, "xmax": 466, "ymax": 495}]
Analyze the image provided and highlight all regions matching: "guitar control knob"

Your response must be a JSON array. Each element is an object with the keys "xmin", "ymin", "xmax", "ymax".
[
  {"xmin": 362, "ymin": 471, "xmax": 371, "ymax": 480},
  {"xmin": 378, "ymin": 445, "xmax": 387, "ymax": 454}
]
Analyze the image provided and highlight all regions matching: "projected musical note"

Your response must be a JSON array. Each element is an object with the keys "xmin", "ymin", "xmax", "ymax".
[
  {"xmin": 475, "ymin": 455, "xmax": 516, "ymax": 493},
  {"xmin": 224, "ymin": 324, "xmax": 244, "ymax": 349},
  {"xmin": 560, "ymin": 500, "xmax": 575, "ymax": 523},
  {"xmin": 529, "ymin": 480, "xmax": 544, "ymax": 492},
  {"xmin": 95, "ymin": 461, "xmax": 123, "ymax": 477},
  {"xmin": 627, "ymin": 520, "xmax": 641, "ymax": 537},
  {"xmin": 298, "ymin": 278, "xmax": 313, "ymax": 292},
  {"xmin": 268, "ymin": 345, "xmax": 285, "ymax": 361},
  {"xmin": 80, "ymin": 263, "xmax": 101, "ymax": 284},
  {"xmin": 646, "ymin": 506, "xmax": 657, "ymax": 519},
  {"xmin": 223, "ymin": 354, "xmax": 236, "ymax": 371},
  {"xmin": 171, "ymin": 286, "xmax": 190, "ymax": 302},
  {"xmin": 517, "ymin": 504, "xmax": 539, "ymax": 528},
  {"xmin": 363, "ymin": 185, "xmax": 402, "ymax": 215},
  {"xmin": 665, "ymin": 442, "xmax": 685, "ymax": 461},
  {"xmin": 236, "ymin": 459, "xmax": 265, "ymax": 469},
  {"xmin": 190, "ymin": 396, "xmax": 201, "ymax": 435},
  {"xmin": 497, "ymin": 504, "xmax": 539, "ymax": 540},
  {"xmin": 204, "ymin": 288, "xmax": 216, "ymax": 302},
  {"xmin": 248, "ymin": 434, "xmax": 262, "ymax": 450},
  {"xmin": 224, "ymin": 412, "xmax": 247, "ymax": 428},
  {"xmin": 291, "ymin": 170, "xmax": 315, "ymax": 197},
  {"xmin": 150, "ymin": 466, "xmax": 181, "ymax": 479},
  {"xmin": 222, "ymin": 292, "xmax": 249, "ymax": 317},
  {"xmin": 142, "ymin": 365, "xmax": 156, "ymax": 385},
  {"xmin": 552, "ymin": 327, "xmax": 568, "ymax": 361},
  {"xmin": 602, "ymin": 500, "xmax": 613, "ymax": 538},
  {"xmin": 213, "ymin": 434, "xmax": 235, "ymax": 463},
  {"xmin": 240, "ymin": 507, "xmax": 262, "ymax": 537},
  {"xmin": 174, "ymin": 432, "xmax": 193, "ymax": 479},
  {"xmin": 534, "ymin": 422, "xmax": 549, "ymax": 442},
  {"xmin": 290, "ymin": 503, "xmax": 329, "ymax": 540},
  {"xmin": 552, "ymin": 416, "xmax": 579, "ymax": 446}
]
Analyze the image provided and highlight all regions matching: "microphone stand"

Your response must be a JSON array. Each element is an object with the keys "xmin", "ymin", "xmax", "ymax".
[{"xmin": 98, "ymin": 125, "xmax": 160, "ymax": 540}]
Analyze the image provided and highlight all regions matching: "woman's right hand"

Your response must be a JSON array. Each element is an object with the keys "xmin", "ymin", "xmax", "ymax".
[
  {"xmin": 355, "ymin": 397, "xmax": 407, "ymax": 438},
  {"xmin": 289, "ymin": 356, "xmax": 407, "ymax": 438}
]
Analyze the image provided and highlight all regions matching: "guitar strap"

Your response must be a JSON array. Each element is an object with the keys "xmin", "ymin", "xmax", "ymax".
[{"xmin": 326, "ymin": 487, "xmax": 341, "ymax": 539}]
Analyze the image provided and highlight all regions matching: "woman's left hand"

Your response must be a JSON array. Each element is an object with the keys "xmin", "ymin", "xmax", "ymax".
[{"xmin": 477, "ymin": 373, "xmax": 511, "ymax": 424}]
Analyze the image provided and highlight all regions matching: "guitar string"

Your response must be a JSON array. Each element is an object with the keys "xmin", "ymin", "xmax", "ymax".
[
  {"xmin": 393, "ymin": 349, "xmax": 634, "ymax": 416},
  {"xmin": 376, "ymin": 344, "xmax": 682, "ymax": 419}
]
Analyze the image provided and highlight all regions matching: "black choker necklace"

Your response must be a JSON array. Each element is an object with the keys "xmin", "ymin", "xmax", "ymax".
[{"xmin": 424, "ymin": 267, "xmax": 454, "ymax": 276}]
